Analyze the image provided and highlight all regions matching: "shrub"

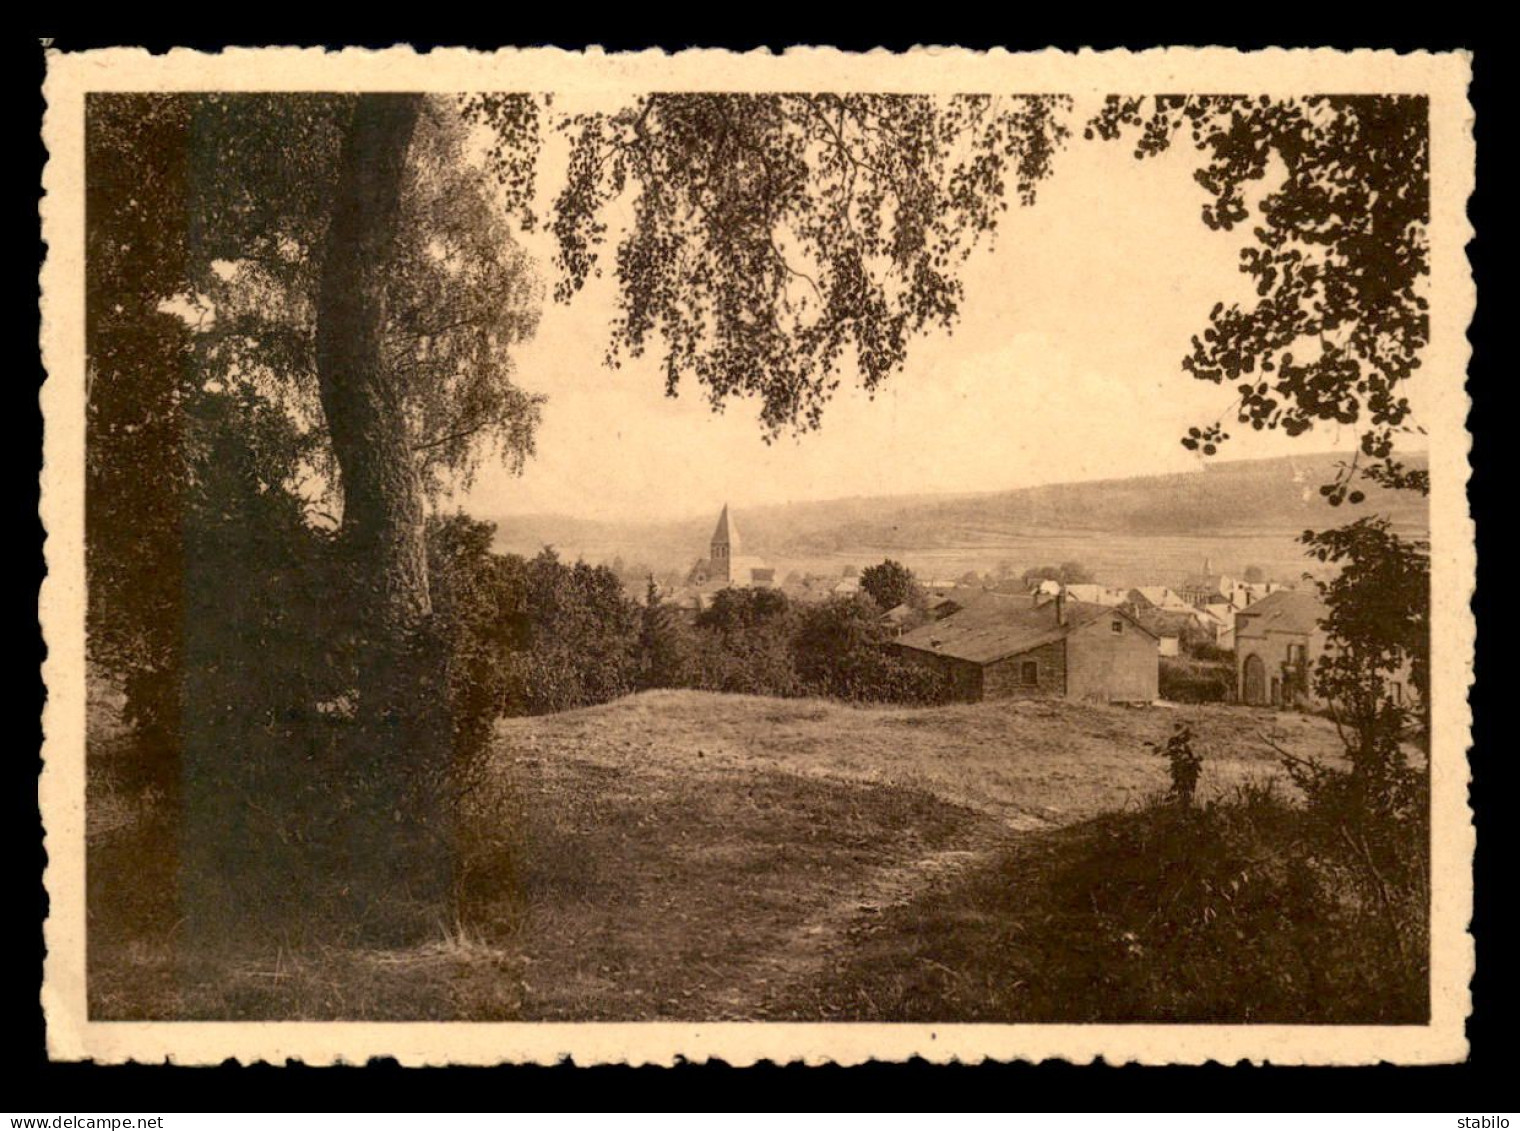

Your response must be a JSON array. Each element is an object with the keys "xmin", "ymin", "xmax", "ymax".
[
  {"xmin": 1063, "ymin": 782, "xmax": 1427, "ymax": 1022},
  {"xmin": 858, "ymin": 559, "xmax": 924, "ymax": 614},
  {"xmin": 1280, "ymin": 514, "xmax": 1431, "ymax": 974},
  {"xmin": 634, "ymin": 588, "xmax": 952, "ymax": 706},
  {"xmin": 793, "ymin": 595, "xmax": 949, "ymax": 705},
  {"xmin": 685, "ymin": 622, "xmax": 804, "ymax": 697},
  {"xmin": 688, "ymin": 588, "xmax": 804, "ymax": 696},
  {"xmin": 1274, "ymin": 730, "xmax": 1430, "ymax": 973},
  {"xmin": 818, "ymin": 778, "xmax": 1427, "ymax": 1023},
  {"xmin": 1159, "ymin": 656, "xmax": 1234, "ymax": 703},
  {"xmin": 1186, "ymin": 640, "xmax": 1233, "ymax": 664},
  {"xmin": 494, "ymin": 549, "xmax": 641, "ymax": 715},
  {"xmin": 1149, "ymin": 723, "xmax": 1203, "ymax": 805},
  {"xmin": 637, "ymin": 578, "xmax": 692, "ymax": 690}
]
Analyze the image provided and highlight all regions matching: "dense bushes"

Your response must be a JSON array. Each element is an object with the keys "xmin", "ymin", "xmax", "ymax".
[
  {"xmin": 1187, "ymin": 640, "xmax": 1233, "ymax": 664},
  {"xmin": 790, "ymin": 594, "xmax": 949, "ymax": 704},
  {"xmin": 495, "ymin": 548, "xmax": 641, "ymax": 715},
  {"xmin": 96, "ymin": 492, "xmax": 645, "ymax": 937},
  {"xmin": 1159, "ymin": 656, "xmax": 1234, "ymax": 703},
  {"xmin": 817, "ymin": 775, "xmax": 1427, "ymax": 1023},
  {"xmin": 638, "ymin": 587, "xmax": 949, "ymax": 705},
  {"xmin": 1035, "ymin": 779, "xmax": 1428, "ymax": 1022},
  {"xmin": 686, "ymin": 587, "xmax": 804, "ymax": 696}
]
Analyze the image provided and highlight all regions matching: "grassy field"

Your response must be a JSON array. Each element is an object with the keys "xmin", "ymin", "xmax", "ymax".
[{"xmin": 88, "ymin": 689, "xmax": 1354, "ymax": 1021}]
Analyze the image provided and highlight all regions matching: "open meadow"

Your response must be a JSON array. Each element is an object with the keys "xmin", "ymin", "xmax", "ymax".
[{"xmin": 87, "ymin": 689, "xmax": 1381, "ymax": 1023}]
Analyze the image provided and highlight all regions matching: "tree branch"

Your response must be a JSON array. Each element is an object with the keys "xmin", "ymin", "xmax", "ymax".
[
  {"xmin": 800, "ymin": 95, "xmax": 890, "ymax": 180},
  {"xmin": 413, "ymin": 414, "xmax": 503, "ymax": 452},
  {"xmin": 770, "ymin": 235, "xmax": 822, "ymax": 298}
]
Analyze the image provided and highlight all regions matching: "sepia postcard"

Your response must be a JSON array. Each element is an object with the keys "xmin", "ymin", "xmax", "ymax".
[{"xmin": 40, "ymin": 45, "xmax": 1475, "ymax": 1066}]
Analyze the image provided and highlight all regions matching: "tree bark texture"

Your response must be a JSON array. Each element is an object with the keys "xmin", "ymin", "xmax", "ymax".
[
  {"xmin": 314, "ymin": 96, "xmax": 455, "ymax": 917},
  {"xmin": 316, "ymin": 93, "xmax": 428, "ymax": 636}
]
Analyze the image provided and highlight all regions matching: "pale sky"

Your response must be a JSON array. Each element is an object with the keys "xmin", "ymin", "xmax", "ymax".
[{"xmin": 456, "ymin": 100, "xmax": 1426, "ymax": 524}]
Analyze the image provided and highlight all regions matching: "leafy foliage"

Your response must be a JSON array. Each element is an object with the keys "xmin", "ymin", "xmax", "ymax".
[
  {"xmin": 496, "ymin": 548, "xmax": 642, "ymax": 716},
  {"xmin": 1302, "ymin": 518, "xmax": 1430, "ymax": 719},
  {"xmin": 1149, "ymin": 723, "xmax": 1204, "ymax": 805},
  {"xmin": 1062, "ymin": 783, "xmax": 1425, "ymax": 1023},
  {"xmin": 688, "ymin": 588, "xmax": 804, "ymax": 696},
  {"xmin": 625, "ymin": 586, "xmax": 950, "ymax": 705},
  {"xmin": 84, "ymin": 95, "xmax": 549, "ymax": 934},
  {"xmin": 638, "ymin": 578, "xmax": 690, "ymax": 691},
  {"xmin": 86, "ymin": 95, "xmax": 198, "ymax": 763},
  {"xmin": 180, "ymin": 94, "xmax": 545, "ymax": 505},
  {"xmin": 1089, "ymin": 95, "xmax": 1430, "ymax": 500},
  {"xmin": 1245, "ymin": 517, "xmax": 1434, "ymax": 971},
  {"xmin": 858, "ymin": 558, "xmax": 924, "ymax": 613},
  {"xmin": 813, "ymin": 779, "xmax": 1427, "ymax": 1023},
  {"xmin": 471, "ymin": 92, "xmax": 1072, "ymax": 435},
  {"xmin": 1158, "ymin": 658, "xmax": 1234, "ymax": 704},
  {"xmin": 86, "ymin": 94, "xmax": 544, "ymax": 760},
  {"xmin": 792, "ymin": 595, "xmax": 950, "ymax": 705},
  {"xmin": 1020, "ymin": 561, "xmax": 1094, "ymax": 588},
  {"xmin": 426, "ymin": 514, "xmax": 521, "ymax": 768},
  {"xmin": 1288, "ymin": 516, "xmax": 1430, "ymax": 824}
]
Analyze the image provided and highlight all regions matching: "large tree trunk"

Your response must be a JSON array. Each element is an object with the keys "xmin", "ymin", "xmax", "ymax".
[
  {"xmin": 316, "ymin": 93, "xmax": 427, "ymax": 636},
  {"xmin": 314, "ymin": 94, "xmax": 447, "ymax": 924}
]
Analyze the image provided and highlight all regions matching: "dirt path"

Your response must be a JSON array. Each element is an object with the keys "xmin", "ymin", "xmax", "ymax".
[{"xmin": 705, "ymin": 821, "xmax": 1014, "ymax": 1020}]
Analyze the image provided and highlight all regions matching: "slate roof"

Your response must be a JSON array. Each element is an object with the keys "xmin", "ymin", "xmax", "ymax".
[
  {"xmin": 1062, "ymin": 584, "xmax": 1129, "ymax": 606},
  {"xmin": 896, "ymin": 595, "xmax": 1154, "ymax": 665},
  {"xmin": 1181, "ymin": 574, "xmax": 1234, "ymax": 595},
  {"xmin": 883, "ymin": 594, "xmax": 962, "ymax": 625},
  {"xmin": 1234, "ymin": 588, "xmax": 1327, "ymax": 636},
  {"xmin": 1130, "ymin": 607, "xmax": 1197, "ymax": 638},
  {"xmin": 1129, "ymin": 586, "xmax": 1191, "ymax": 611}
]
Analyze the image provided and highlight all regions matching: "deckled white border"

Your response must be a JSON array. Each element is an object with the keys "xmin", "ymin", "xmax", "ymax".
[{"xmin": 40, "ymin": 45, "xmax": 1476, "ymax": 1066}]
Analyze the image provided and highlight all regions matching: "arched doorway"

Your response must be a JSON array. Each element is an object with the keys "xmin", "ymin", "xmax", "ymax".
[{"xmin": 1242, "ymin": 653, "xmax": 1267, "ymax": 705}]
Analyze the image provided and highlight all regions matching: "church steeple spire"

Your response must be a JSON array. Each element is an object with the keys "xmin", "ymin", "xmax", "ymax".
[
  {"xmin": 711, "ymin": 503, "xmax": 741, "ymax": 555},
  {"xmin": 709, "ymin": 504, "xmax": 741, "ymax": 583}
]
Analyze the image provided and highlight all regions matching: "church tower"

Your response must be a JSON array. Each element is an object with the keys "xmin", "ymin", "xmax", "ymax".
[
  {"xmin": 694, "ymin": 503, "xmax": 771, "ymax": 590},
  {"xmin": 709, "ymin": 504, "xmax": 740, "ymax": 584},
  {"xmin": 708, "ymin": 507, "xmax": 744, "ymax": 586}
]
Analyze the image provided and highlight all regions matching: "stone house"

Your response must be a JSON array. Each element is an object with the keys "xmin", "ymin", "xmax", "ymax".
[
  {"xmin": 893, "ymin": 593, "xmax": 1159, "ymax": 704},
  {"xmin": 1234, "ymin": 589, "xmax": 1329, "ymax": 708}
]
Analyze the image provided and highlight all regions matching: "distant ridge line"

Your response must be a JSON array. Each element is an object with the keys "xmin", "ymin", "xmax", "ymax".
[{"xmin": 487, "ymin": 449, "xmax": 1429, "ymax": 529}]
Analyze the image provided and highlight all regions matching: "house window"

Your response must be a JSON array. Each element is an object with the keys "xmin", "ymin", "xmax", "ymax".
[
  {"xmin": 1288, "ymin": 643, "xmax": 1307, "ymax": 664},
  {"xmin": 1020, "ymin": 661, "xmax": 1039, "ymax": 685},
  {"xmin": 1111, "ymin": 620, "xmax": 1123, "ymax": 634},
  {"xmin": 1391, "ymin": 682, "xmax": 1403, "ymax": 704}
]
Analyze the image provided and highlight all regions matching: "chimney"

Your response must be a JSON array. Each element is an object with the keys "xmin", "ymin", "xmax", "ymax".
[{"xmin": 1055, "ymin": 590, "xmax": 1066, "ymax": 626}]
